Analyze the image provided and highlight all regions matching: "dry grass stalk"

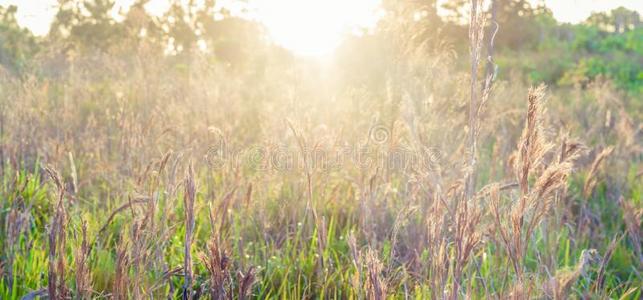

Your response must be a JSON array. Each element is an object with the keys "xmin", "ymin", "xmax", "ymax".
[
  {"xmin": 201, "ymin": 237, "xmax": 229, "ymax": 300},
  {"xmin": 559, "ymin": 138, "xmax": 586, "ymax": 164},
  {"xmin": 618, "ymin": 198, "xmax": 641, "ymax": 263},
  {"xmin": 505, "ymin": 282, "xmax": 534, "ymax": 300},
  {"xmin": 522, "ymin": 161, "xmax": 573, "ymax": 249},
  {"xmin": 213, "ymin": 186, "xmax": 238, "ymax": 238},
  {"xmin": 388, "ymin": 205, "xmax": 417, "ymax": 274},
  {"xmin": 74, "ymin": 220, "xmax": 91, "ymax": 300},
  {"xmin": 244, "ymin": 183, "xmax": 253, "ymax": 208},
  {"xmin": 452, "ymin": 192, "xmax": 483, "ymax": 298},
  {"xmin": 89, "ymin": 196, "xmax": 150, "ymax": 257},
  {"xmin": 183, "ymin": 162, "xmax": 197, "ymax": 299},
  {"xmin": 542, "ymin": 249, "xmax": 599, "ymax": 299},
  {"xmin": 286, "ymin": 120, "xmax": 326, "ymax": 273},
  {"xmin": 113, "ymin": 240, "xmax": 130, "ymax": 300},
  {"xmin": 129, "ymin": 220, "xmax": 146, "ymax": 299},
  {"xmin": 494, "ymin": 86, "xmax": 582, "ymax": 282},
  {"xmin": 593, "ymin": 234, "xmax": 624, "ymax": 293},
  {"xmin": 365, "ymin": 249, "xmax": 386, "ymax": 300},
  {"xmin": 425, "ymin": 193, "xmax": 450, "ymax": 297},
  {"xmin": 45, "ymin": 166, "xmax": 68, "ymax": 300},
  {"xmin": 513, "ymin": 85, "xmax": 553, "ymax": 196},
  {"xmin": 347, "ymin": 233, "xmax": 363, "ymax": 300},
  {"xmin": 582, "ymin": 146, "xmax": 614, "ymax": 198},
  {"xmin": 68, "ymin": 151, "xmax": 78, "ymax": 195},
  {"xmin": 464, "ymin": 0, "xmax": 488, "ymax": 201},
  {"xmin": 554, "ymin": 137, "xmax": 587, "ymax": 221},
  {"xmin": 490, "ymin": 183, "xmax": 513, "ymax": 266},
  {"xmin": 129, "ymin": 153, "xmax": 178, "ymax": 294},
  {"xmin": 237, "ymin": 267, "xmax": 256, "ymax": 300},
  {"xmin": 359, "ymin": 168, "xmax": 379, "ymax": 241}
]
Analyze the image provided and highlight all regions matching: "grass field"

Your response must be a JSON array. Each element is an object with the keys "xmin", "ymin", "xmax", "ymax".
[{"xmin": 0, "ymin": 0, "xmax": 641, "ymax": 299}]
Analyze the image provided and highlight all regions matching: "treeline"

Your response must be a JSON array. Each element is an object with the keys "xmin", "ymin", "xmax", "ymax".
[{"xmin": 0, "ymin": 0, "xmax": 641, "ymax": 94}]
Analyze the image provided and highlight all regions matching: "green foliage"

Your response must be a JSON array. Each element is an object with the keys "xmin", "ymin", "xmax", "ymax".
[
  {"xmin": 558, "ymin": 27, "xmax": 643, "ymax": 94},
  {"xmin": 0, "ymin": 5, "xmax": 39, "ymax": 73},
  {"xmin": 495, "ymin": 25, "xmax": 642, "ymax": 95}
]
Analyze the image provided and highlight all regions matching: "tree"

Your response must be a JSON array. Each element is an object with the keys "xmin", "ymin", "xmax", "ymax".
[
  {"xmin": 0, "ymin": 5, "xmax": 39, "ymax": 73},
  {"xmin": 121, "ymin": 0, "xmax": 164, "ymax": 53},
  {"xmin": 440, "ymin": 0, "xmax": 469, "ymax": 23},
  {"xmin": 587, "ymin": 7, "xmax": 640, "ymax": 33},
  {"xmin": 161, "ymin": 1, "xmax": 198, "ymax": 55},
  {"xmin": 49, "ymin": 0, "xmax": 126, "ymax": 52},
  {"xmin": 493, "ymin": 0, "xmax": 540, "ymax": 49}
]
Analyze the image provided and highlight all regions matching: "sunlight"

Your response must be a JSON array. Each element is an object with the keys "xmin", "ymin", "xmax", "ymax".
[
  {"xmin": 1, "ymin": 0, "xmax": 641, "ymax": 297},
  {"xmin": 250, "ymin": 0, "xmax": 382, "ymax": 57}
]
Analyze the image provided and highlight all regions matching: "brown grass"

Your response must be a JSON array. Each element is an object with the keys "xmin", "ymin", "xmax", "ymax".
[
  {"xmin": 365, "ymin": 249, "xmax": 387, "ymax": 300},
  {"xmin": 183, "ymin": 162, "xmax": 197, "ymax": 299},
  {"xmin": 619, "ymin": 198, "xmax": 642, "ymax": 263},
  {"xmin": 74, "ymin": 220, "xmax": 91, "ymax": 300},
  {"xmin": 582, "ymin": 146, "xmax": 614, "ymax": 198},
  {"xmin": 492, "ymin": 85, "xmax": 584, "ymax": 283},
  {"xmin": 201, "ymin": 237, "xmax": 229, "ymax": 299},
  {"xmin": 45, "ymin": 166, "xmax": 68, "ymax": 300},
  {"xmin": 113, "ymin": 240, "xmax": 130, "ymax": 300}
]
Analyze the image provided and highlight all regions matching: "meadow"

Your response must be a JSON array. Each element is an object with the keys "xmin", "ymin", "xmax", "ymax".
[{"xmin": 0, "ymin": 0, "xmax": 641, "ymax": 299}]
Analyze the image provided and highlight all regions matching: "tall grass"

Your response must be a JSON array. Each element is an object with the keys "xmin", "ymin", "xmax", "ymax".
[{"xmin": 0, "ymin": 3, "xmax": 641, "ymax": 300}]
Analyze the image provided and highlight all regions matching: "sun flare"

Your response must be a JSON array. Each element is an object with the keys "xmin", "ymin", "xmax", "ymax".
[{"xmin": 251, "ymin": 0, "xmax": 382, "ymax": 57}]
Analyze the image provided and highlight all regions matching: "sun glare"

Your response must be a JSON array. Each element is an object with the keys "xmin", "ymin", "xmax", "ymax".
[{"xmin": 251, "ymin": 0, "xmax": 382, "ymax": 57}]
